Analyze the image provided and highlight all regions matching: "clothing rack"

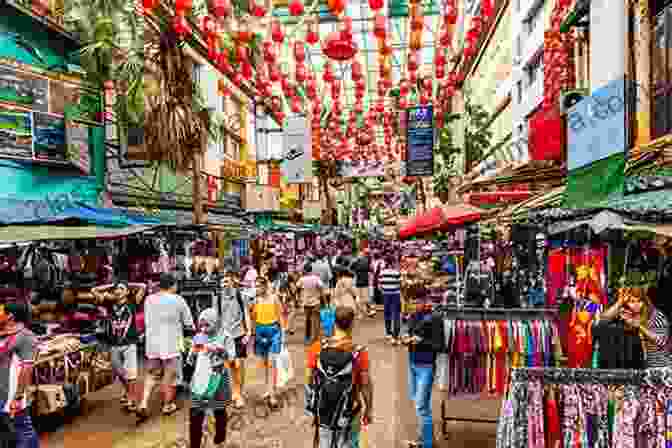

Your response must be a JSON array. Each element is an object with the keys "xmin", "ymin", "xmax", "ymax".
[
  {"xmin": 510, "ymin": 366, "xmax": 662, "ymax": 385},
  {"xmin": 435, "ymin": 305, "xmax": 559, "ymax": 317}
]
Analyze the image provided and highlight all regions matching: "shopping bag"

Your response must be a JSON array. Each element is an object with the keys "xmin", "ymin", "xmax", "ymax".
[
  {"xmin": 275, "ymin": 345, "xmax": 294, "ymax": 389},
  {"xmin": 191, "ymin": 353, "xmax": 222, "ymax": 399}
]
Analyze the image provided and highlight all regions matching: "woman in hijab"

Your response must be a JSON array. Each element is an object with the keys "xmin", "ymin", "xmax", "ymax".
[{"xmin": 189, "ymin": 308, "xmax": 235, "ymax": 448}]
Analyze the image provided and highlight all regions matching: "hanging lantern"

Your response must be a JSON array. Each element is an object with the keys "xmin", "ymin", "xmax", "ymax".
[
  {"xmin": 435, "ymin": 51, "xmax": 446, "ymax": 67},
  {"xmin": 241, "ymin": 62, "xmax": 253, "ymax": 79},
  {"xmin": 410, "ymin": 29, "xmax": 422, "ymax": 51},
  {"xmin": 409, "ymin": 70, "xmax": 418, "ymax": 84},
  {"xmin": 143, "ymin": 0, "xmax": 158, "ymax": 11},
  {"xmin": 355, "ymin": 88, "xmax": 364, "ymax": 100},
  {"xmin": 411, "ymin": 11, "xmax": 424, "ymax": 32},
  {"xmin": 237, "ymin": 46, "xmax": 248, "ymax": 63},
  {"xmin": 207, "ymin": 36, "xmax": 217, "ymax": 60},
  {"xmin": 423, "ymin": 77, "xmax": 432, "ymax": 92},
  {"xmin": 291, "ymin": 97, "xmax": 302, "ymax": 113},
  {"xmin": 232, "ymin": 72, "xmax": 243, "ymax": 86},
  {"xmin": 399, "ymin": 80, "xmax": 409, "ymax": 97},
  {"xmin": 331, "ymin": 83, "xmax": 341, "ymax": 101},
  {"xmin": 464, "ymin": 43, "xmax": 476, "ymax": 58},
  {"xmin": 175, "ymin": 0, "xmax": 192, "ymax": 15},
  {"xmin": 369, "ymin": 0, "xmax": 383, "ymax": 11},
  {"xmin": 407, "ymin": 52, "xmax": 418, "ymax": 71},
  {"xmin": 379, "ymin": 57, "xmax": 391, "ymax": 78},
  {"xmin": 373, "ymin": 14, "xmax": 386, "ymax": 39},
  {"xmin": 236, "ymin": 21, "xmax": 253, "ymax": 43},
  {"xmin": 250, "ymin": 0, "xmax": 266, "ymax": 17},
  {"xmin": 173, "ymin": 15, "xmax": 190, "ymax": 36},
  {"xmin": 351, "ymin": 60, "xmax": 362, "ymax": 81},
  {"xmin": 384, "ymin": 134, "xmax": 392, "ymax": 146},
  {"xmin": 481, "ymin": 0, "xmax": 493, "ymax": 18},
  {"xmin": 398, "ymin": 98, "xmax": 408, "ymax": 109},
  {"xmin": 306, "ymin": 22, "xmax": 320, "ymax": 45},
  {"xmin": 444, "ymin": 0, "xmax": 457, "ymax": 23},
  {"xmin": 210, "ymin": 0, "xmax": 231, "ymax": 18},
  {"xmin": 341, "ymin": 16, "xmax": 353, "ymax": 42},
  {"xmin": 439, "ymin": 22, "xmax": 455, "ymax": 46},
  {"xmin": 354, "ymin": 101, "xmax": 364, "ymax": 113},
  {"xmin": 296, "ymin": 64, "xmax": 307, "ymax": 83},
  {"xmin": 289, "ymin": 0, "xmax": 304, "ymax": 15},
  {"xmin": 269, "ymin": 64, "xmax": 280, "ymax": 82},
  {"xmin": 294, "ymin": 41, "xmax": 306, "ymax": 62},
  {"xmin": 281, "ymin": 75, "xmax": 291, "ymax": 94},
  {"xmin": 327, "ymin": 0, "xmax": 346, "ymax": 16},
  {"xmin": 323, "ymin": 63, "xmax": 335, "ymax": 83},
  {"xmin": 322, "ymin": 31, "xmax": 358, "ymax": 61},
  {"xmin": 272, "ymin": 20, "xmax": 284, "ymax": 43},
  {"xmin": 436, "ymin": 65, "xmax": 445, "ymax": 79},
  {"xmin": 200, "ymin": 15, "xmax": 215, "ymax": 36},
  {"xmin": 263, "ymin": 41, "xmax": 276, "ymax": 63}
]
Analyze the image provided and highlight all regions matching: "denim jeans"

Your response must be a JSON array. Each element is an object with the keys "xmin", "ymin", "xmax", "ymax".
[
  {"xmin": 383, "ymin": 292, "xmax": 401, "ymax": 337},
  {"xmin": 5, "ymin": 409, "xmax": 40, "ymax": 448},
  {"xmin": 408, "ymin": 357, "xmax": 435, "ymax": 448}
]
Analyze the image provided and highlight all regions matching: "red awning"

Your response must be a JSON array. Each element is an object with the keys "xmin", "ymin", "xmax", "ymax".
[{"xmin": 399, "ymin": 204, "xmax": 482, "ymax": 239}]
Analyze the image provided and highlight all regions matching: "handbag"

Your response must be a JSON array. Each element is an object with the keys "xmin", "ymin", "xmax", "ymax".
[{"xmin": 191, "ymin": 352, "xmax": 222, "ymax": 400}]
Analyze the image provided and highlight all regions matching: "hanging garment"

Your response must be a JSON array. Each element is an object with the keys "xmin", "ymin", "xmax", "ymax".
[{"xmin": 567, "ymin": 309, "xmax": 594, "ymax": 368}]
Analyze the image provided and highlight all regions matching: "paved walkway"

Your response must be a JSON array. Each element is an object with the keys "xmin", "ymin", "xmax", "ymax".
[{"xmin": 38, "ymin": 314, "xmax": 500, "ymax": 448}]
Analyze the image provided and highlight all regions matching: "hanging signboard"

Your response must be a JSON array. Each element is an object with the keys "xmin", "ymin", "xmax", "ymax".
[
  {"xmin": 0, "ymin": 62, "xmax": 101, "ymax": 169},
  {"xmin": 405, "ymin": 105, "xmax": 434, "ymax": 176},
  {"xmin": 281, "ymin": 115, "xmax": 313, "ymax": 184}
]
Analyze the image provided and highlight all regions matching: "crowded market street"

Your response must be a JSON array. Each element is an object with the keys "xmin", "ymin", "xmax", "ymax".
[{"xmin": 38, "ymin": 312, "xmax": 499, "ymax": 448}]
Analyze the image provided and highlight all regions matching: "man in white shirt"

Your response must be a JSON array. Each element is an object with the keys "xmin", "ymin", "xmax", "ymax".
[{"xmin": 137, "ymin": 272, "xmax": 194, "ymax": 421}]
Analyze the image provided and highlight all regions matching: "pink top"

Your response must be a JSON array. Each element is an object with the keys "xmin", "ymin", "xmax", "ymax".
[{"xmin": 242, "ymin": 267, "xmax": 258, "ymax": 288}]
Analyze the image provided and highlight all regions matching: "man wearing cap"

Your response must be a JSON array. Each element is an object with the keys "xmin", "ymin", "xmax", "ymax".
[
  {"xmin": 92, "ymin": 281, "xmax": 146, "ymax": 412},
  {"xmin": 138, "ymin": 272, "xmax": 194, "ymax": 420}
]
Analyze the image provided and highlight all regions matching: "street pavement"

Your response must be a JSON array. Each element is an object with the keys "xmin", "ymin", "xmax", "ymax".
[{"xmin": 38, "ymin": 313, "xmax": 499, "ymax": 448}]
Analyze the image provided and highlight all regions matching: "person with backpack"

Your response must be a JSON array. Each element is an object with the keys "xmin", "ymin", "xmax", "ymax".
[
  {"xmin": 91, "ymin": 282, "xmax": 146, "ymax": 412},
  {"xmin": 304, "ymin": 306, "xmax": 373, "ymax": 448},
  {"xmin": 215, "ymin": 270, "xmax": 251, "ymax": 409}
]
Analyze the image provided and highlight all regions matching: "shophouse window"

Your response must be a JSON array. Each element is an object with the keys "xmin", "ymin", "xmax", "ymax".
[
  {"xmin": 517, "ymin": 80, "xmax": 523, "ymax": 103},
  {"xmin": 652, "ymin": 2, "xmax": 672, "ymax": 138},
  {"xmin": 222, "ymin": 96, "xmax": 244, "ymax": 160}
]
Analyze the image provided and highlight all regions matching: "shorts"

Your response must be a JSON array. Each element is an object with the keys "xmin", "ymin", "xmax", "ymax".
[
  {"xmin": 254, "ymin": 323, "xmax": 282, "ymax": 358},
  {"xmin": 110, "ymin": 344, "xmax": 138, "ymax": 381},
  {"xmin": 233, "ymin": 336, "xmax": 248, "ymax": 359},
  {"xmin": 145, "ymin": 357, "xmax": 179, "ymax": 386}
]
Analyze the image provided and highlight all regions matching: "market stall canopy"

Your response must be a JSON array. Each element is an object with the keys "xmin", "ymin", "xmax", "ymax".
[
  {"xmin": 0, "ymin": 225, "xmax": 156, "ymax": 243},
  {"xmin": 0, "ymin": 199, "xmax": 161, "ymax": 227},
  {"xmin": 399, "ymin": 203, "xmax": 482, "ymax": 239}
]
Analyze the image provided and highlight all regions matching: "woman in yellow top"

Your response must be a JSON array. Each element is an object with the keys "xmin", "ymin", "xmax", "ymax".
[{"xmin": 251, "ymin": 277, "xmax": 286, "ymax": 406}]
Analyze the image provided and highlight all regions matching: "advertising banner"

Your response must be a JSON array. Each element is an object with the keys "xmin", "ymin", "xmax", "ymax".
[
  {"xmin": 281, "ymin": 115, "xmax": 313, "ymax": 183},
  {"xmin": 405, "ymin": 105, "xmax": 434, "ymax": 176},
  {"xmin": 567, "ymin": 76, "xmax": 627, "ymax": 171}
]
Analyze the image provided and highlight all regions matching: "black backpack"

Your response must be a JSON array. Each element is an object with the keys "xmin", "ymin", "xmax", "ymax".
[{"xmin": 307, "ymin": 340, "xmax": 364, "ymax": 434}]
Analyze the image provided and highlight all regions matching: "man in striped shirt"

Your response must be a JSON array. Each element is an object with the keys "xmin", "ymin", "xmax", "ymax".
[{"xmin": 380, "ymin": 256, "xmax": 402, "ymax": 345}]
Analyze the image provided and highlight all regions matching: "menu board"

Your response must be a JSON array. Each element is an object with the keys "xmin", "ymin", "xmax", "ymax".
[
  {"xmin": 33, "ymin": 112, "xmax": 66, "ymax": 161},
  {"xmin": 66, "ymin": 120, "xmax": 91, "ymax": 174},
  {"xmin": 0, "ymin": 104, "xmax": 33, "ymax": 158},
  {"xmin": 405, "ymin": 105, "xmax": 434, "ymax": 176}
]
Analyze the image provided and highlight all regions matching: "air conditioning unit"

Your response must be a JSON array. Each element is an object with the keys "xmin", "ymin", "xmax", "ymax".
[{"xmin": 559, "ymin": 89, "xmax": 589, "ymax": 115}]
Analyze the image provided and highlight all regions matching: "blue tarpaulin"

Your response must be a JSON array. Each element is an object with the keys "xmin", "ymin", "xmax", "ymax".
[{"xmin": 0, "ymin": 198, "xmax": 161, "ymax": 226}]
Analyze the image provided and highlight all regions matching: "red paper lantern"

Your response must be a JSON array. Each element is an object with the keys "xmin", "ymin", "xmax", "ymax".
[
  {"xmin": 327, "ymin": 0, "xmax": 346, "ymax": 16},
  {"xmin": 296, "ymin": 64, "xmax": 307, "ymax": 83},
  {"xmin": 322, "ymin": 32, "xmax": 358, "ymax": 61},
  {"xmin": 409, "ymin": 70, "xmax": 418, "ymax": 84},
  {"xmin": 233, "ymin": 72, "xmax": 243, "ymax": 86},
  {"xmin": 200, "ymin": 15, "xmax": 216, "ymax": 36},
  {"xmin": 175, "ymin": 0, "xmax": 192, "ymax": 15},
  {"xmin": 444, "ymin": 0, "xmax": 457, "ymax": 23},
  {"xmin": 294, "ymin": 41, "xmax": 306, "ymax": 62},
  {"xmin": 263, "ymin": 41, "xmax": 276, "ymax": 63},
  {"xmin": 323, "ymin": 63, "xmax": 335, "ymax": 83},
  {"xmin": 482, "ymin": 0, "xmax": 493, "ymax": 18},
  {"xmin": 241, "ymin": 62, "xmax": 253, "ymax": 79},
  {"xmin": 250, "ymin": 0, "xmax": 266, "ymax": 17},
  {"xmin": 369, "ymin": 0, "xmax": 383, "ymax": 10},
  {"xmin": 173, "ymin": 15, "xmax": 189, "ymax": 36},
  {"xmin": 237, "ymin": 46, "xmax": 248, "ymax": 63},
  {"xmin": 269, "ymin": 64, "xmax": 280, "ymax": 82},
  {"xmin": 411, "ymin": 13, "xmax": 423, "ymax": 32},
  {"xmin": 354, "ymin": 101, "xmax": 364, "ymax": 113},
  {"xmin": 289, "ymin": 0, "xmax": 304, "ymax": 15},
  {"xmin": 398, "ymin": 98, "xmax": 408, "ymax": 109},
  {"xmin": 436, "ymin": 65, "xmax": 445, "ymax": 79},
  {"xmin": 341, "ymin": 16, "xmax": 354, "ymax": 41},
  {"xmin": 291, "ymin": 97, "xmax": 302, "ymax": 113},
  {"xmin": 351, "ymin": 60, "xmax": 362, "ymax": 81},
  {"xmin": 211, "ymin": 0, "xmax": 230, "ymax": 17},
  {"xmin": 272, "ymin": 20, "xmax": 284, "ymax": 43},
  {"xmin": 143, "ymin": 0, "xmax": 158, "ymax": 11},
  {"xmin": 373, "ymin": 14, "xmax": 386, "ymax": 39},
  {"xmin": 408, "ymin": 52, "xmax": 419, "ymax": 71},
  {"xmin": 306, "ymin": 23, "xmax": 319, "ymax": 45}
]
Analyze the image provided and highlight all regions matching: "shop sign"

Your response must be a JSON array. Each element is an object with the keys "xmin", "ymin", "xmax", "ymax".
[
  {"xmin": 0, "ymin": 62, "xmax": 101, "ymax": 169},
  {"xmin": 220, "ymin": 159, "xmax": 255, "ymax": 181},
  {"xmin": 405, "ymin": 105, "xmax": 434, "ymax": 177}
]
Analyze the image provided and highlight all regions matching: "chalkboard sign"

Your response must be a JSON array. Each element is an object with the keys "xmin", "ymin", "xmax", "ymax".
[
  {"xmin": 405, "ymin": 105, "xmax": 434, "ymax": 176},
  {"xmin": 66, "ymin": 120, "xmax": 90, "ymax": 174},
  {"xmin": 33, "ymin": 112, "xmax": 65, "ymax": 161},
  {"xmin": 0, "ymin": 65, "xmax": 48, "ymax": 112},
  {"xmin": 0, "ymin": 104, "xmax": 33, "ymax": 159}
]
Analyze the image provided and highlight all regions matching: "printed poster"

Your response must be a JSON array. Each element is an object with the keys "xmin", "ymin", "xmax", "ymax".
[{"xmin": 281, "ymin": 115, "xmax": 312, "ymax": 184}]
